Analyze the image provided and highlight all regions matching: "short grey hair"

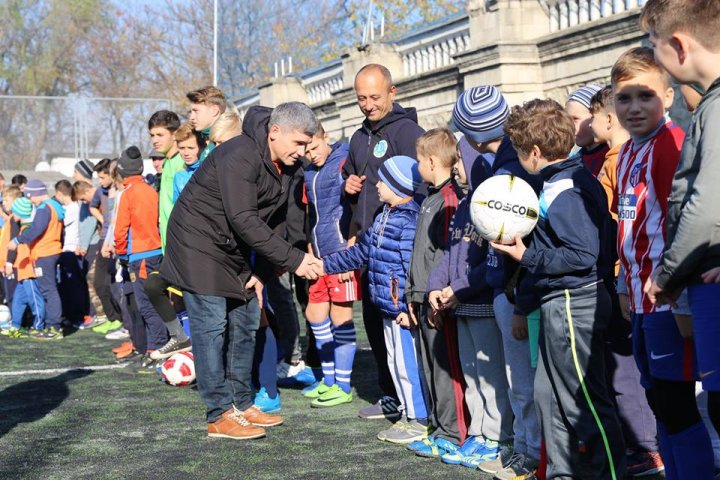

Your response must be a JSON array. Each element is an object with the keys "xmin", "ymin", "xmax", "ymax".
[{"xmin": 269, "ymin": 102, "xmax": 317, "ymax": 136}]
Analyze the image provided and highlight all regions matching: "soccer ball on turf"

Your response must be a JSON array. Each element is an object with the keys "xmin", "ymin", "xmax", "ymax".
[
  {"xmin": 161, "ymin": 351, "xmax": 195, "ymax": 387},
  {"xmin": 470, "ymin": 175, "xmax": 539, "ymax": 245}
]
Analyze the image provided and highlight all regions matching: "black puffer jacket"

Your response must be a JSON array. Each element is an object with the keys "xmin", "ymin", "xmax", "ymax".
[{"xmin": 160, "ymin": 106, "xmax": 305, "ymax": 300}]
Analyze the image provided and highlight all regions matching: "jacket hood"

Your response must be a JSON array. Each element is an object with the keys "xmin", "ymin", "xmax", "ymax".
[
  {"xmin": 363, "ymin": 103, "xmax": 419, "ymax": 134},
  {"xmin": 490, "ymin": 135, "xmax": 518, "ymax": 174},
  {"xmin": 458, "ymin": 135, "xmax": 491, "ymax": 192},
  {"xmin": 328, "ymin": 142, "xmax": 350, "ymax": 163},
  {"xmin": 242, "ymin": 106, "xmax": 272, "ymax": 155}
]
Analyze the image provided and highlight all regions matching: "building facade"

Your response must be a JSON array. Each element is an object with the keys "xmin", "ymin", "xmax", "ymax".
[{"xmin": 234, "ymin": 0, "xmax": 651, "ymax": 141}]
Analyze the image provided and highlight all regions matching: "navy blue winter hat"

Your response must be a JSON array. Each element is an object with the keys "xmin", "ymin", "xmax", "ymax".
[
  {"xmin": 377, "ymin": 155, "xmax": 421, "ymax": 198},
  {"xmin": 24, "ymin": 179, "xmax": 48, "ymax": 197},
  {"xmin": 567, "ymin": 84, "xmax": 604, "ymax": 110},
  {"xmin": 452, "ymin": 85, "xmax": 510, "ymax": 144}
]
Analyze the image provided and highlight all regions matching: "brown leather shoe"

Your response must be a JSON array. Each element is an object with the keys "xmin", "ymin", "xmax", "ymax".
[
  {"xmin": 207, "ymin": 408, "xmax": 266, "ymax": 439},
  {"xmin": 241, "ymin": 405, "xmax": 284, "ymax": 427}
]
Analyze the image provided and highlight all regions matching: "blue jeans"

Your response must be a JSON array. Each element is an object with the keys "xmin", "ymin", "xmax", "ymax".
[
  {"xmin": 12, "ymin": 279, "xmax": 45, "ymax": 329},
  {"xmin": 129, "ymin": 255, "xmax": 168, "ymax": 350},
  {"xmin": 184, "ymin": 292, "xmax": 260, "ymax": 422}
]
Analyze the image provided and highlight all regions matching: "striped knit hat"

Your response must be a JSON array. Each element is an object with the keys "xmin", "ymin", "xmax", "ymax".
[
  {"xmin": 11, "ymin": 197, "xmax": 33, "ymax": 220},
  {"xmin": 377, "ymin": 155, "xmax": 421, "ymax": 199},
  {"xmin": 567, "ymin": 84, "xmax": 604, "ymax": 110},
  {"xmin": 452, "ymin": 86, "xmax": 510, "ymax": 144}
]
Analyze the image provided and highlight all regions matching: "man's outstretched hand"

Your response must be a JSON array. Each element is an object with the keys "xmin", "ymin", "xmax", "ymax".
[{"xmin": 295, "ymin": 253, "xmax": 325, "ymax": 280}]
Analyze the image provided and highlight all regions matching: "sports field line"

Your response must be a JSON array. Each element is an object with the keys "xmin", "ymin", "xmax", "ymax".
[{"xmin": 0, "ymin": 364, "xmax": 128, "ymax": 377}]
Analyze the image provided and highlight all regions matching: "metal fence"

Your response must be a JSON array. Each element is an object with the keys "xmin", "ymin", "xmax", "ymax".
[{"xmin": 0, "ymin": 95, "xmax": 176, "ymax": 172}]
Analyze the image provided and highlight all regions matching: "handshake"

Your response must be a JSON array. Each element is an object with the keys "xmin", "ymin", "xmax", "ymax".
[{"xmin": 294, "ymin": 253, "xmax": 326, "ymax": 280}]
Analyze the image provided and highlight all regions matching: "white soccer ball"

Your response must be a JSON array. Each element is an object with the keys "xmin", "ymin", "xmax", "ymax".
[
  {"xmin": 161, "ymin": 351, "xmax": 196, "ymax": 387},
  {"xmin": 470, "ymin": 175, "xmax": 540, "ymax": 245},
  {"xmin": 0, "ymin": 305, "xmax": 10, "ymax": 324}
]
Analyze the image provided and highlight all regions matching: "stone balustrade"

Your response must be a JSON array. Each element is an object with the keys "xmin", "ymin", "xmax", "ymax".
[{"xmin": 547, "ymin": 0, "xmax": 646, "ymax": 32}]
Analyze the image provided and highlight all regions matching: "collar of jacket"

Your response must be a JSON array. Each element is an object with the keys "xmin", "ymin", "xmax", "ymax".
[
  {"xmin": 427, "ymin": 176, "xmax": 454, "ymax": 195},
  {"xmin": 122, "ymin": 175, "xmax": 146, "ymax": 187},
  {"xmin": 538, "ymin": 154, "xmax": 584, "ymax": 181},
  {"xmin": 698, "ymin": 77, "xmax": 720, "ymax": 109},
  {"xmin": 362, "ymin": 102, "xmax": 419, "ymax": 135}
]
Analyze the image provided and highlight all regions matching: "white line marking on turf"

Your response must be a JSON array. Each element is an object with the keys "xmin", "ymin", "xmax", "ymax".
[{"xmin": 0, "ymin": 364, "xmax": 128, "ymax": 377}]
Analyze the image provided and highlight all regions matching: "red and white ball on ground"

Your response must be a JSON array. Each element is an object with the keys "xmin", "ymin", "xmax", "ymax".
[
  {"xmin": 161, "ymin": 351, "xmax": 196, "ymax": 386},
  {"xmin": 470, "ymin": 175, "xmax": 539, "ymax": 245}
]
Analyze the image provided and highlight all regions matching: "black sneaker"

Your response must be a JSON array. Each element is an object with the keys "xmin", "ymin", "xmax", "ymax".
[
  {"xmin": 137, "ymin": 355, "xmax": 159, "ymax": 374},
  {"xmin": 149, "ymin": 338, "xmax": 192, "ymax": 360},
  {"xmin": 33, "ymin": 327, "xmax": 64, "ymax": 341}
]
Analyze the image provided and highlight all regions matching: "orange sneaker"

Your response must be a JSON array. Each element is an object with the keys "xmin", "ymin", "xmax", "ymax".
[
  {"xmin": 115, "ymin": 345, "xmax": 136, "ymax": 359},
  {"xmin": 240, "ymin": 405, "xmax": 284, "ymax": 427},
  {"xmin": 207, "ymin": 408, "xmax": 266, "ymax": 440},
  {"xmin": 112, "ymin": 341, "xmax": 133, "ymax": 354}
]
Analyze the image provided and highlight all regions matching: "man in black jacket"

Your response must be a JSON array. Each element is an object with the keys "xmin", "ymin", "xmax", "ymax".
[
  {"xmin": 161, "ymin": 102, "xmax": 323, "ymax": 440},
  {"xmin": 343, "ymin": 64, "xmax": 425, "ymax": 419}
]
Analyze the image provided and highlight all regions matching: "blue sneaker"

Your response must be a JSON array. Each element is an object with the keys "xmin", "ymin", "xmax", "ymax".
[
  {"xmin": 277, "ymin": 361, "xmax": 316, "ymax": 387},
  {"xmin": 254, "ymin": 387, "xmax": 281, "ymax": 413},
  {"xmin": 407, "ymin": 436, "xmax": 459, "ymax": 459},
  {"xmin": 441, "ymin": 435, "xmax": 485, "ymax": 465},
  {"xmin": 460, "ymin": 439, "xmax": 500, "ymax": 469}
]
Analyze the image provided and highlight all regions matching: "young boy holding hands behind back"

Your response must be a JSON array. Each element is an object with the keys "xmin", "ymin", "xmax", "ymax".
[{"xmin": 493, "ymin": 99, "xmax": 625, "ymax": 479}]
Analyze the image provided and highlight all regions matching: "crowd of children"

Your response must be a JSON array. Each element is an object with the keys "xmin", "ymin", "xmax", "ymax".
[{"xmin": 2, "ymin": 1, "xmax": 720, "ymax": 478}]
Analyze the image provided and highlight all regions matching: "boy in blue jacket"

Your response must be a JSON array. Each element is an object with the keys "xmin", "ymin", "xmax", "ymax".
[
  {"xmin": 494, "ymin": 99, "xmax": 624, "ymax": 479},
  {"xmin": 302, "ymin": 122, "xmax": 359, "ymax": 408},
  {"xmin": 320, "ymin": 155, "xmax": 427, "ymax": 444}
]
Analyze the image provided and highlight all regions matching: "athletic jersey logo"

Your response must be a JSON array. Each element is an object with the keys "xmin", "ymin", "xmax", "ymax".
[
  {"xmin": 618, "ymin": 193, "xmax": 638, "ymax": 222},
  {"xmin": 629, "ymin": 163, "xmax": 642, "ymax": 187},
  {"xmin": 373, "ymin": 140, "xmax": 388, "ymax": 158}
]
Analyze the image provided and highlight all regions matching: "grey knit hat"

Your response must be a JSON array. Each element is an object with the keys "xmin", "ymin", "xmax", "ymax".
[
  {"xmin": 117, "ymin": 146, "xmax": 144, "ymax": 177},
  {"xmin": 452, "ymin": 86, "xmax": 510, "ymax": 144},
  {"xmin": 74, "ymin": 159, "xmax": 94, "ymax": 179}
]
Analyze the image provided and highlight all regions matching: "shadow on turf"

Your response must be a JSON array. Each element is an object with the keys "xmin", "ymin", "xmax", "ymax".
[{"xmin": 0, "ymin": 368, "xmax": 93, "ymax": 437}]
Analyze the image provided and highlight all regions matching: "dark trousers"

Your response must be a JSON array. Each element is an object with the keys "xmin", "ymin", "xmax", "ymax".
[
  {"xmin": 266, "ymin": 272, "xmax": 300, "ymax": 364},
  {"xmin": 4, "ymin": 274, "xmax": 17, "ymax": 307},
  {"xmin": 184, "ymin": 292, "xmax": 260, "ymax": 422},
  {"xmin": 417, "ymin": 304, "xmax": 465, "ymax": 444},
  {"xmin": 536, "ymin": 283, "xmax": 625, "ymax": 480},
  {"xmin": 112, "ymin": 264, "xmax": 145, "ymax": 352},
  {"xmin": 58, "ymin": 251, "xmax": 90, "ymax": 322},
  {"xmin": 604, "ymin": 283, "xmax": 658, "ymax": 453},
  {"xmin": 361, "ymin": 269, "xmax": 397, "ymax": 399},
  {"xmin": 93, "ymin": 253, "xmax": 121, "ymax": 321},
  {"xmin": 145, "ymin": 272, "xmax": 176, "ymax": 323},
  {"xmin": 35, "ymin": 254, "xmax": 62, "ymax": 329},
  {"xmin": 129, "ymin": 255, "xmax": 168, "ymax": 350}
]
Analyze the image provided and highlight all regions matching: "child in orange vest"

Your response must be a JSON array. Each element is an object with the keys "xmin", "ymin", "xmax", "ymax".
[
  {"xmin": 8, "ymin": 179, "xmax": 64, "ymax": 339},
  {"xmin": 0, "ymin": 185, "xmax": 22, "ymax": 327},
  {"xmin": 1, "ymin": 197, "xmax": 45, "ymax": 337}
]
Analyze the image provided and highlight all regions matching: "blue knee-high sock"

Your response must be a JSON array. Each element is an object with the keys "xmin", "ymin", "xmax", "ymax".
[
  {"xmin": 310, "ymin": 318, "xmax": 335, "ymax": 386},
  {"xmin": 657, "ymin": 423, "xmax": 678, "ymax": 480},
  {"xmin": 669, "ymin": 421, "xmax": 714, "ymax": 479},
  {"xmin": 333, "ymin": 321, "xmax": 356, "ymax": 394},
  {"xmin": 256, "ymin": 326, "xmax": 278, "ymax": 398}
]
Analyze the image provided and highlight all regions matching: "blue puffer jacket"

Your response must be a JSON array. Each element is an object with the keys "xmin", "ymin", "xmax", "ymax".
[
  {"xmin": 305, "ymin": 143, "xmax": 352, "ymax": 257},
  {"xmin": 173, "ymin": 158, "xmax": 205, "ymax": 203},
  {"xmin": 323, "ymin": 199, "xmax": 419, "ymax": 318},
  {"xmin": 427, "ymin": 137, "xmax": 493, "ymax": 305}
]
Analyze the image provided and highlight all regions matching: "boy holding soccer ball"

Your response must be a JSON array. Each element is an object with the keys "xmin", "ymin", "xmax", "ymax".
[{"xmin": 493, "ymin": 98, "xmax": 624, "ymax": 479}]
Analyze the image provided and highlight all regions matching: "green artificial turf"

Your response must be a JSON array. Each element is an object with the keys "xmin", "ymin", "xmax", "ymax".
[{"xmin": 0, "ymin": 323, "xmax": 492, "ymax": 480}]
